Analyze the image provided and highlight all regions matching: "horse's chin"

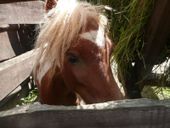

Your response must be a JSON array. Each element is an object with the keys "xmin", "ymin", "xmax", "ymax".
[{"xmin": 76, "ymin": 93, "xmax": 86, "ymax": 105}]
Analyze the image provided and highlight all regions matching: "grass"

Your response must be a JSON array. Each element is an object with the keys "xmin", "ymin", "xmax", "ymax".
[
  {"xmin": 112, "ymin": 0, "xmax": 154, "ymax": 83},
  {"xmin": 19, "ymin": 88, "xmax": 38, "ymax": 105},
  {"xmin": 142, "ymin": 86, "xmax": 170, "ymax": 100},
  {"xmin": 84, "ymin": 0, "xmax": 155, "ymax": 85}
]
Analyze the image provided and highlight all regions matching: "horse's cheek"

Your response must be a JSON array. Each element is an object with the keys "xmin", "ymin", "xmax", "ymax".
[{"xmin": 62, "ymin": 63, "xmax": 77, "ymax": 89}]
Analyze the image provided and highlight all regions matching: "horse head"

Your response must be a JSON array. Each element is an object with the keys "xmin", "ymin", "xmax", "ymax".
[{"xmin": 34, "ymin": 0, "xmax": 124, "ymax": 105}]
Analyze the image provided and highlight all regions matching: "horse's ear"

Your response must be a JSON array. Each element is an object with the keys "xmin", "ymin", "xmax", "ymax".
[{"xmin": 45, "ymin": 0, "xmax": 57, "ymax": 12}]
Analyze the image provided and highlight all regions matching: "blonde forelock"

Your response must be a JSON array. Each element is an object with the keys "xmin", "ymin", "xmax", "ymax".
[{"xmin": 34, "ymin": 0, "xmax": 108, "ymax": 81}]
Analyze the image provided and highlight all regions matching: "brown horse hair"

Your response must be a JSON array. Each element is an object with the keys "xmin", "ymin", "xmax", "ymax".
[{"xmin": 33, "ymin": 0, "xmax": 108, "ymax": 85}]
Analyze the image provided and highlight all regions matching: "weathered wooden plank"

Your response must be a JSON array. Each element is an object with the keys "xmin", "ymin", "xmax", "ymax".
[
  {"xmin": 0, "ymin": 1, "xmax": 45, "ymax": 24},
  {"xmin": 0, "ymin": 50, "xmax": 37, "ymax": 101},
  {"xmin": 0, "ymin": 0, "xmax": 37, "ymax": 4},
  {"xmin": 0, "ymin": 24, "xmax": 38, "ymax": 61},
  {"xmin": 0, "ymin": 31, "xmax": 16, "ymax": 61},
  {"xmin": 0, "ymin": 99, "xmax": 170, "ymax": 128}
]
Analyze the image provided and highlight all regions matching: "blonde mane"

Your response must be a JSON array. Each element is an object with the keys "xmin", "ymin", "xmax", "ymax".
[{"xmin": 34, "ymin": 0, "xmax": 108, "ymax": 82}]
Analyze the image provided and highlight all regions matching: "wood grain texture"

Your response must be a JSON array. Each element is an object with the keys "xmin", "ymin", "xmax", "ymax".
[
  {"xmin": 0, "ymin": 31, "xmax": 16, "ymax": 61},
  {"xmin": 0, "ymin": 1, "xmax": 45, "ymax": 24},
  {"xmin": 0, "ymin": 99, "xmax": 170, "ymax": 128},
  {"xmin": 0, "ymin": 0, "xmax": 37, "ymax": 4},
  {"xmin": 0, "ymin": 50, "xmax": 37, "ymax": 101},
  {"xmin": 0, "ymin": 24, "xmax": 38, "ymax": 61}
]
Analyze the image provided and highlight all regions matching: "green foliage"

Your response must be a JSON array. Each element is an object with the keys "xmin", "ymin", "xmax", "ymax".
[
  {"xmin": 142, "ymin": 86, "xmax": 170, "ymax": 100},
  {"xmin": 20, "ymin": 88, "xmax": 38, "ymax": 105},
  {"xmin": 83, "ymin": 0, "xmax": 154, "ymax": 82},
  {"xmin": 113, "ymin": 0, "xmax": 154, "ymax": 79}
]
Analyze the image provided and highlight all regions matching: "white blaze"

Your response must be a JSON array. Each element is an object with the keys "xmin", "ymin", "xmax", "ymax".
[{"xmin": 80, "ymin": 26, "xmax": 105, "ymax": 47}]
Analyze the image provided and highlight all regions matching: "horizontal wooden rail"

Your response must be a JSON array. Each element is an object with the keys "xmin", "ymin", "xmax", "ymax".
[
  {"xmin": 0, "ymin": 50, "xmax": 37, "ymax": 101},
  {"xmin": 0, "ymin": 99, "xmax": 170, "ymax": 128},
  {"xmin": 0, "ymin": 0, "xmax": 37, "ymax": 4},
  {"xmin": 0, "ymin": 1, "xmax": 45, "ymax": 24}
]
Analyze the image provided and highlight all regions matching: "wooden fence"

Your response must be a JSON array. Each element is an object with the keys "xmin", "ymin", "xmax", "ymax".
[
  {"xmin": 0, "ymin": 0, "xmax": 170, "ymax": 127},
  {"xmin": 0, "ymin": 98, "xmax": 170, "ymax": 128},
  {"xmin": 0, "ymin": 1, "xmax": 44, "ymax": 109}
]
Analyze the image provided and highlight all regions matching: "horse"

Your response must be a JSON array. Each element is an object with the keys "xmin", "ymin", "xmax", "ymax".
[{"xmin": 33, "ymin": 0, "xmax": 124, "ymax": 105}]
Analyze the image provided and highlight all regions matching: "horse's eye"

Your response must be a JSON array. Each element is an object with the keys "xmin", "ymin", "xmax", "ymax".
[{"xmin": 67, "ymin": 54, "xmax": 79, "ymax": 64}]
